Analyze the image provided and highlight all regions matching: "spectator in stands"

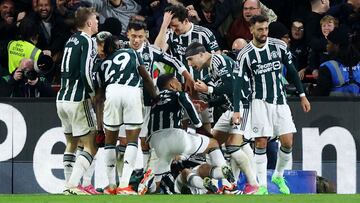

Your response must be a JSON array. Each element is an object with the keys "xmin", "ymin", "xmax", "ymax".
[
  {"xmin": 1, "ymin": 58, "xmax": 54, "ymax": 97},
  {"xmin": 81, "ymin": 0, "xmax": 141, "ymax": 35},
  {"xmin": 308, "ymin": 15, "xmax": 338, "ymax": 77},
  {"xmin": 226, "ymin": 0, "xmax": 277, "ymax": 47},
  {"xmin": 56, "ymin": 0, "xmax": 86, "ymax": 17},
  {"xmin": 185, "ymin": 0, "xmax": 233, "ymax": 49},
  {"xmin": 290, "ymin": 19, "xmax": 309, "ymax": 79},
  {"xmin": 232, "ymin": 38, "xmax": 248, "ymax": 51},
  {"xmin": 35, "ymin": 0, "xmax": 66, "ymax": 55},
  {"xmin": 222, "ymin": 38, "xmax": 248, "ymax": 60},
  {"xmin": 99, "ymin": 17, "xmax": 128, "ymax": 45},
  {"xmin": 327, "ymin": 0, "xmax": 360, "ymax": 35},
  {"xmin": 305, "ymin": 0, "xmax": 330, "ymax": 42},
  {"xmin": 136, "ymin": 0, "xmax": 171, "ymax": 43},
  {"xmin": 312, "ymin": 28, "xmax": 360, "ymax": 96},
  {"xmin": 0, "ymin": 0, "xmax": 17, "ymax": 75},
  {"xmin": 34, "ymin": 0, "xmax": 70, "ymax": 84},
  {"xmin": 0, "ymin": 0, "xmax": 15, "ymax": 25},
  {"xmin": 7, "ymin": 16, "xmax": 51, "ymax": 76},
  {"xmin": 268, "ymin": 21, "xmax": 290, "ymax": 46}
]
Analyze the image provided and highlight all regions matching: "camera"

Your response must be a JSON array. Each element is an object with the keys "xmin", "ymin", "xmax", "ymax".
[
  {"xmin": 224, "ymin": 49, "xmax": 239, "ymax": 60},
  {"xmin": 22, "ymin": 69, "xmax": 38, "ymax": 81}
]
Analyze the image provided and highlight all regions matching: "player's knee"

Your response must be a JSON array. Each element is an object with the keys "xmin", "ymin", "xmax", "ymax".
[
  {"xmin": 280, "ymin": 142, "xmax": 293, "ymax": 149},
  {"xmin": 181, "ymin": 169, "xmax": 191, "ymax": 182},
  {"xmin": 198, "ymin": 164, "xmax": 212, "ymax": 178},
  {"xmin": 280, "ymin": 139, "xmax": 293, "ymax": 149},
  {"xmin": 255, "ymin": 138, "xmax": 267, "ymax": 148},
  {"xmin": 65, "ymin": 137, "xmax": 78, "ymax": 152},
  {"xmin": 208, "ymin": 138, "xmax": 219, "ymax": 149},
  {"xmin": 279, "ymin": 133, "xmax": 293, "ymax": 148}
]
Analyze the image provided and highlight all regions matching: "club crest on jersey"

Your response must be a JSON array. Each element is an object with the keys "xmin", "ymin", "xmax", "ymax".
[
  {"xmin": 143, "ymin": 53, "xmax": 150, "ymax": 61},
  {"xmin": 91, "ymin": 48, "xmax": 97, "ymax": 58},
  {"xmin": 271, "ymin": 51, "xmax": 278, "ymax": 59}
]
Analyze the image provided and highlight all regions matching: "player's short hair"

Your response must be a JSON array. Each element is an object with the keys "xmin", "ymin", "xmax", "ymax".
[
  {"xmin": 96, "ymin": 31, "xmax": 112, "ymax": 43},
  {"xmin": 127, "ymin": 19, "xmax": 147, "ymax": 31},
  {"xmin": 103, "ymin": 35, "xmax": 120, "ymax": 57},
  {"xmin": 157, "ymin": 73, "xmax": 175, "ymax": 91},
  {"xmin": 74, "ymin": 7, "xmax": 97, "ymax": 29},
  {"xmin": 164, "ymin": 4, "xmax": 188, "ymax": 22},
  {"xmin": 249, "ymin": 14, "xmax": 269, "ymax": 26},
  {"xmin": 185, "ymin": 42, "xmax": 206, "ymax": 58}
]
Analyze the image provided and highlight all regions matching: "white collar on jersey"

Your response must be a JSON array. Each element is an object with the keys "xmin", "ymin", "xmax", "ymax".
[
  {"xmin": 178, "ymin": 23, "xmax": 194, "ymax": 37},
  {"xmin": 137, "ymin": 42, "xmax": 146, "ymax": 53},
  {"xmin": 250, "ymin": 37, "xmax": 269, "ymax": 51},
  {"xmin": 209, "ymin": 54, "xmax": 215, "ymax": 72}
]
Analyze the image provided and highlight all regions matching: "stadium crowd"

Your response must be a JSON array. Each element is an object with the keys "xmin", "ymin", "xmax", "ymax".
[{"xmin": 0, "ymin": 0, "xmax": 359, "ymax": 195}]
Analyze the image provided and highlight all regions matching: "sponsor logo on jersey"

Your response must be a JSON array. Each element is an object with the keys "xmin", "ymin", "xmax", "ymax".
[
  {"xmin": 209, "ymin": 40, "xmax": 218, "ymax": 50},
  {"xmin": 253, "ymin": 61, "xmax": 281, "ymax": 75},
  {"xmin": 175, "ymin": 45, "xmax": 186, "ymax": 56}
]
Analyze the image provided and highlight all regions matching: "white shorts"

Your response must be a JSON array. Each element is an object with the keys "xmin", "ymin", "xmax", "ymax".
[
  {"xmin": 139, "ymin": 106, "xmax": 151, "ymax": 138},
  {"xmin": 183, "ymin": 107, "xmax": 214, "ymax": 125},
  {"xmin": 56, "ymin": 99, "xmax": 96, "ymax": 137},
  {"xmin": 249, "ymin": 99, "xmax": 296, "ymax": 138},
  {"xmin": 103, "ymin": 84, "xmax": 143, "ymax": 131},
  {"xmin": 149, "ymin": 128, "xmax": 210, "ymax": 175},
  {"xmin": 118, "ymin": 106, "xmax": 150, "ymax": 138},
  {"xmin": 213, "ymin": 110, "xmax": 250, "ymax": 135},
  {"xmin": 118, "ymin": 125, "xmax": 126, "ymax": 138}
]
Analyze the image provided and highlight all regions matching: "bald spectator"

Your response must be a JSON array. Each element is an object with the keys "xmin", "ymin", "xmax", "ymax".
[
  {"xmin": 222, "ymin": 38, "xmax": 248, "ymax": 60},
  {"xmin": 232, "ymin": 38, "xmax": 248, "ymax": 52},
  {"xmin": 226, "ymin": 0, "xmax": 277, "ymax": 47}
]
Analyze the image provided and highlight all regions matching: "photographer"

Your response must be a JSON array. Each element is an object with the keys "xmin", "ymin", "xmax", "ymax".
[{"xmin": 3, "ymin": 58, "xmax": 54, "ymax": 97}]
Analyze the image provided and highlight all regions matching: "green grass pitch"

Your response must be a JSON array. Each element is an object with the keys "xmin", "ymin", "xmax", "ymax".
[{"xmin": 0, "ymin": 194, "xmax": 359, "ymax": 203}]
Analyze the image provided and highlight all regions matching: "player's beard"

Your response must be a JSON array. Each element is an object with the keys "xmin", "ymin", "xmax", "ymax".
[{"xmin": 254, "ymin": 35, "xmax": 267, "ymax": 44}]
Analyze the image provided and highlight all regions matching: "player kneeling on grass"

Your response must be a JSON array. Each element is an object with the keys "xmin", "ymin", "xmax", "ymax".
[
  {"xmin": 174, "ymin": 162, "xmax": 243, "ymax": 195},
  {"xmin": 137, "ymin": 74, "xmax": 236, "ymax": 195}
]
